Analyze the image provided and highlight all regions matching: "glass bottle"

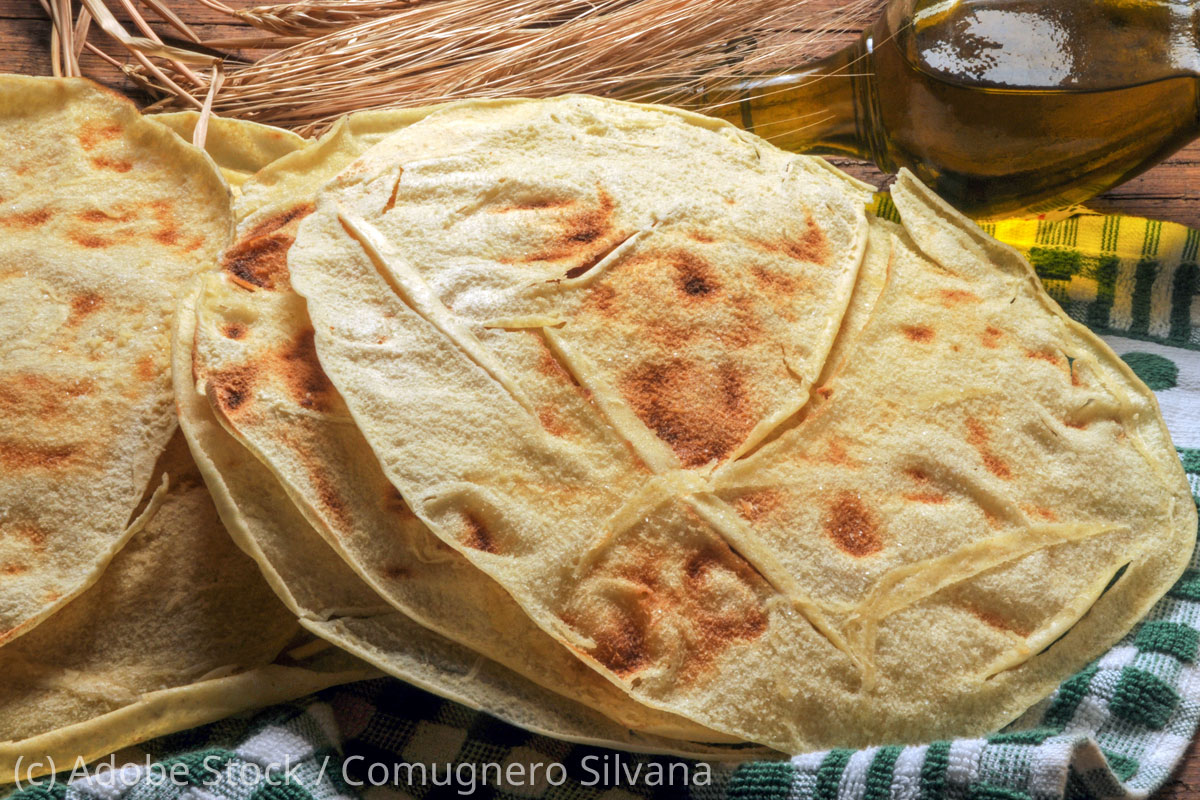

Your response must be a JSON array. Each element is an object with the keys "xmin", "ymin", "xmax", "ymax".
[{"xmin": 696, "ymin": 0, "xmax": 1200, "ymax": 217}]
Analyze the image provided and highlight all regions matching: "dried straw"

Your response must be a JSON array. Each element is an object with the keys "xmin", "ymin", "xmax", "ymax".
[{"xmin": 45, "ymin": 0, "xmax": 880, "ymax": 138}]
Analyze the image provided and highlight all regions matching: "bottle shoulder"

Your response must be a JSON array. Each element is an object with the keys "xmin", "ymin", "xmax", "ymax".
[{"xmin": 887, "ymin": 0, "xmax": 1200, "ymax": 92}]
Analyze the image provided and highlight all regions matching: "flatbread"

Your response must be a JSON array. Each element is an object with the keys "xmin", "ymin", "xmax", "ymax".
[
  {"xmin": 0, "ymin": 76, "xmax": 233, "ymax": 646},
  {"xmin": 289, "ymin": 96, "xmax": 1195, "ymax": 751}
]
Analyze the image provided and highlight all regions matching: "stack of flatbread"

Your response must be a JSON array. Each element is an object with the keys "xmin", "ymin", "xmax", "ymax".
[{"xmin": 1, "ymin": 76, "xmax": 1194, "ymax": 773}]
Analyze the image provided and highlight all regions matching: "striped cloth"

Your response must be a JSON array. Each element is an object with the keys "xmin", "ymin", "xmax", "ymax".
[{"xmin": 5, "ymin": 207, "xmax": 1200, "ymax": 800}]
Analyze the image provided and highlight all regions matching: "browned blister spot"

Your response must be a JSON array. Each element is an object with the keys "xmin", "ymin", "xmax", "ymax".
[
  {"xmin": 461, "ymin": 513, "xmax": 498, "ymax": 554},
  {"xmin": 271, "ymin": 328, "xmax": 334, "ymax": 412},
  {"xmin": 136, "ymin": 355, "xmax": 158, "ymax": 382},
  {"xmin": 208, "ymin": 365, "xmax": 257, "ymax": 413},
  {"xmin": 222, "ymin": 204, "xmax": 316, "ymax": 291},
  {"xmin": 272, "ymin": 423, "xmax": 356, "ymax": 533},
  {"xmin": 903, "ymin": 492, "xmax": 948, "ymax": 504},
  {"xmin": 139, "ymin": 199, "xmax": 183, "ymax": 247},
  {"xmin": 537, "ymin": 405, "xmax": 572, "ymax": 437},
  {"xmin": 823, "ymin": 439, "xmax": 855, "ymax": 466},
  {"xmin": 904, "ymin": 467, "xmax": 930, "ymax": 483},
  {"xmin": 981, "ymin": 326, "xmax": 1003, "ymax": 348},
  {"xmin": 825, "ymin": 491, "xmax": 882, "ymax": 556},
  {"xmin": 222, "ymin": 323, "xmax": 247, "ymax": 340},
  {"xmin": 566, "ymin": 602, "xmax": 651, "ymax": 678},
  {"xmin": 515, "ymin": 190, "xmax": 620, "ymax": 266},
  {"xmin": 153, "ymin": 228, "xmax": 179, "ymax": 246},
  {"xmin": 67, "ymin": 293, "xmax": 104, "ymax": 325},
  {"xmin": 310, "ymin": 469, "xmax": 353, "ymax": 529},
  {"xmin": 965, "ymin": 419, "xmax": 988, "ymax": 445},
  {"xmin": 902, "ymin": 324, "xmax": 935, "ymax": 343},
  {"xmin": 678, "ymin": 544, "xmax": 769, "ymax": 681},
  {"xmin": 90, "ymin": 156, "xmax": 133, "ymax": 173},
  {"xmin": 531, "ymin": 337, "xmax": 594, "ymax": 404},
  {"xmin": 224, "ymin": 235, "xmax": 291, "ymax": 290},
  {"xmin": 554, "ymin": 191, "xmax": 611, "ymax": 247},
  {"xmin": 8, "ymin": 523, "xmax": 48, "ymax": 549},
  {"xmin": 965, "ymin": 417, "xmax": 1012, "ymax": 479},
  {"xmin": 672, "ymin": 251, "xmax": 722, "ymax": 300},
  {"xmin": 0, "ymin": 441, "xmax": 84, "ymax": 470},
  {"xmin": 0, "ymin": 209, "xmax": 52, "ymax": 228},
  {"xmin": 67, "ymin": 202, "xmax": 190, "ymax": 251},
  {"xmin": 965, "ymin": 604, "xmax": 1031, "ymax": 637},
  {"xmin": 733, "ymin": 488, "xmax": 785, "ymax": 524},
  {"xmin": 642, "ymin": 293, "xmax": 762, "ymax": 351},
  {"xmin": 733, "ymin": 297, "xmax": 772, "ymax": 347},
  {"xmin": 68, "ymin": 231, "xmax": 113, "ymax": 249},
  {"xmin": 816, "ymin": 386, "xmax": 834, "ymax": 400},
  {"xmin": 1026, "ymin": 349, "xmax": 1063, "ymax": 367},
  {"xmin": 751, "ymin": 265, "xmax": 810, "ymax": 297},
  {"xmin": 244, "ymin": 203, "xmax": 316, "ymax": 242},
  {"xmin": 581, "ymin": 283, "xmax": 618, "ymax": 317},
  {"xmin": 491, "ymin": 196, "xmax": 573, "ymax": 213},
  {"xmin": 643, "ymin": 319, "xmax": 702, "ymax": 349},
  {"xmin": 1024, "ymin": 505, "xmax": 1058, "ymax": 521},
  {"xmin": 619, "ymin": 359, "xmax": 756, "ymax": 468},
  {"xmin": 0, "ymin": 374, "xmax": 93, "ymax": 421},
  {"xmin": 752, "ymin": 214, "xmax": 829, "ymax": 264},
  {"xmin": 76, "ymin": 208, "xmax": 134, "ymax": 224},
  {"xmin": 533, "ymin": 335, "xmax": 578, "ymax": 387},
  {"xmin": 1, "ymin": 563, "xmax": 28, "ymax": 576},
  {"xmin": 77, "ymin": 121, "xmax": 123, "ymax": 150},
  {"xmin": 1069, "ymin": 358, "xmax": 1090, "ymax": 388},
  {"xmin": 937, "ymin": 289, "xmax": 982, "ymax": 306},
  {"xmin": 571, "ymin": 534, "xmax": 769, "ymax": 682},
  {"xmin": 382, "ymin": 565, "xmax": 411, "ymax": 581}
]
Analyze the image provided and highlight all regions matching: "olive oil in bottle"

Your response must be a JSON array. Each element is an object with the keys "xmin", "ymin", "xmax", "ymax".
[{"xmin": 699, "ymin": 0, "xmax": 1200, "ymax": 217}]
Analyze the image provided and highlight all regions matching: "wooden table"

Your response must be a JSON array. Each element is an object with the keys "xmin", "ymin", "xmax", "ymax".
[{"xmin": 2, "ymin": 2, "xmax": 1198, "ymax": 797}]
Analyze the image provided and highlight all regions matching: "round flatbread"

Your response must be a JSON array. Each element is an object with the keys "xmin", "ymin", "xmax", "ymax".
[
  {"xmin": 188, "ymin": 108, "xmax": 743, "ymax": 743},
  {"xmin": 0, "ymin": 432, "xmax": 370, "ymax": 783},
  {"xmin": 289, "ymin": 97, "xmax": 1195, "ymax": 751},
  {"xmin": 0, "ymin": 76, "xmax": 233, "ymax": 646}
]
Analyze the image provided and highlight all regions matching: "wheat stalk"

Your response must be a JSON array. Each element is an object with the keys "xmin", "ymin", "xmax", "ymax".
[
  {"xmin": 47, "ymin": 0, "xmax": 880, "ymax": 138},
  {"xmin": 234, "ymin": 0, "xmax": 435, "ymax": 36}
]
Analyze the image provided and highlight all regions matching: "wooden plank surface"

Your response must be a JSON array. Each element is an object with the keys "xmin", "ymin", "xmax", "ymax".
[{"xmin": 2, "ymin": 2, "xmax": 1199, "ymax": 797}]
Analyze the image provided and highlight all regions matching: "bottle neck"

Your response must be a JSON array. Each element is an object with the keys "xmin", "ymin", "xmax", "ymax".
[{"xmin": 694, "ymin": 35, "xmax": 876, "ymax": 160}]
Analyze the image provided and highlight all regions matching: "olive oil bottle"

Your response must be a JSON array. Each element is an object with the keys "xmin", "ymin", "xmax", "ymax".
[{"xmin": 700, "ymin": 0, "xmax": 1200, "ymax": 217}]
